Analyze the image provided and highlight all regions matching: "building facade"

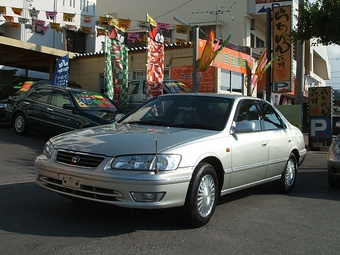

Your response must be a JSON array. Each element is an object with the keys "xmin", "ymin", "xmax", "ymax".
[{"xmin": 0, "ymin": 0, "xmax": 331, "ymax": 105}]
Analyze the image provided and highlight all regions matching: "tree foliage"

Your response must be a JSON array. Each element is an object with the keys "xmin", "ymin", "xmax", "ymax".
[{"xmin": 292, "ymin": 0, "xmax": 340, "ymax": 45}]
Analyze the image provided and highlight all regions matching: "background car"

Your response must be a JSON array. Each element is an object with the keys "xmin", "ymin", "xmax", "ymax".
[
  {"xmin": 327, "ymin": 120, "xmax": 340, "ymax": 188},
  {"xmin": 6, "ymin": 84, "xmax": 124, "ymax": 135},
  {"xmin": 34, "ymin": 93, "xmax": 306, "ymax": 227},
  {"xmin": 123, "ymin": 79, "xmax": 192, "ymax": 112},
  {"xmin": 0, "ymin": 78, "xmax": 82, "ymax": 122}
]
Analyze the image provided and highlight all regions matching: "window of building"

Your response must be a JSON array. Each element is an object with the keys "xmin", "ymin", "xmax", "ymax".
[
  {"xmin": 66, "ymin": 30, "xmax": 86, "ymax": 53},
  {"xmin": 251, "ymin": 33, "xmax": 265, "ymax": 48}
]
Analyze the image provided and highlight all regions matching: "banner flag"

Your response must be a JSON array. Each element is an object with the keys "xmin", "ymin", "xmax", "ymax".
[{"xmin": 52, "ymin": 54, "xmax": 69, "ymax": 87}]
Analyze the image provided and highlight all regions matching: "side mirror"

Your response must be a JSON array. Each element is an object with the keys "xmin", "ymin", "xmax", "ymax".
[
  {"xmin": 63, "ymin": 104, "xmax": 76, "ymax": 114},
  {"xmin": 230, "ymin": 121, "xmax": 256, "ymax": 135},
  {"xmin": 115, "ymin": 113, "xmax": 125, "ymax": 121}
]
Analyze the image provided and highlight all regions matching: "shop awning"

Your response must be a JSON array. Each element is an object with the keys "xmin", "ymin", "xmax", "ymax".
[{"xmin": 0, "ymin": 36, "xmax": 75, "ymax": 78}]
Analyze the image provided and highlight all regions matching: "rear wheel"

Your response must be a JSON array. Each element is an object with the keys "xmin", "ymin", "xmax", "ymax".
[
  {"xmin": 273, "ymin": 153, "xmax": 297, "ymax": 194},
  {"xmin": 13, "ymin": 112, "xmax": 29, "ymax": 135},
  {"xmin": 184, "ymin": 162, "xmax": 218, "ymax": 228}
]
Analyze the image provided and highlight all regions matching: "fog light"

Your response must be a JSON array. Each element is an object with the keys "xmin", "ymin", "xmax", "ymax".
[{"xmin": 130, "ymin": 192, "xmax": 165, "ymax": 202}]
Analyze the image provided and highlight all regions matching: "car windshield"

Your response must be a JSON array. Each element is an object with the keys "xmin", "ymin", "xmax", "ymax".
[
  {"xmin": 120, "ymin": 95, "xmax": 233, "ymax": 131},
  {"xmin": 71, "ymin": 91, "xmax": 119, "ymax": 110},
  {"xmin": 164, "ymin": 80, "xmax": 192, "ymax": 93}
]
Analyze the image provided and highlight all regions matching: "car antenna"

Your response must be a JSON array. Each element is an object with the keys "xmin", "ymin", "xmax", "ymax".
[{"xmin": 154, "ymin": 136, "xmax": 158, "ymax": 174}]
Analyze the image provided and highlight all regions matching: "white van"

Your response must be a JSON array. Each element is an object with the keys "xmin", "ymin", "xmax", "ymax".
[{"xmin": 124, "ymin": 79, "xmax": 192, "ymax": 112}]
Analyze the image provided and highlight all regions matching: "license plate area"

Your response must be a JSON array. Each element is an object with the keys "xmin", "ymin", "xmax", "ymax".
[{"xmin": 60, "ymin": 174, "xmax": 82, "ymax": 189}]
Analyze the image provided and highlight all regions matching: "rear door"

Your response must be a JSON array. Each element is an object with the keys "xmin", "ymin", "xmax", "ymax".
[
  {"xmin": 20, "ymin": 86, "xmax": 52, "ymax": 130},
  {"xmin": 259, "ymin": 101, "xmax": 292, "ymax": 178},
  {"xmin": 46, "ymin": 89, "xmax": 81, "ymax": 132}
]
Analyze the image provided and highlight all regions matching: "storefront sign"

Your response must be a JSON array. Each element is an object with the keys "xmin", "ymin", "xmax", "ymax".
[{"xmin": 272, "ymin": 5, "xmax": 292, "ymax": 93}]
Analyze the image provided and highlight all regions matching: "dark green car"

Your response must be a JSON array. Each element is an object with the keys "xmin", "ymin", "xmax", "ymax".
[{"xmin": 6, "ymin": 84, "xmax": 124, "ymax": 136}]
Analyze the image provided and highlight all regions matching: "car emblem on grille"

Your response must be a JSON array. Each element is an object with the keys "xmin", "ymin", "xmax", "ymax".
[{"xmin": 71, "ymin": 156, "xmax": 81, "ymax": 163}]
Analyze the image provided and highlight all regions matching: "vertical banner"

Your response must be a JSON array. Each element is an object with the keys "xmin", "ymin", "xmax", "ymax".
[
  {"xmin": 105, "ymin": 34, "xmax": 114, "ymax": 100},
  {"xmin": 308, "ymin": 87, "xmax": 332, "ymax": 140},
  {"xmin": 272, "ymin": 5, "xmax": 292, "ymax": 93},
  {"xmin": 146, "ymin": 14, "xmax": 164, "ymax": 99},
  {"xmin": 52, "ymin": 54, "xmax": 69, "ymax": 87},
  {"xmin": 108, "ymin": 26, "xmax": 129, "ymax": 108}
]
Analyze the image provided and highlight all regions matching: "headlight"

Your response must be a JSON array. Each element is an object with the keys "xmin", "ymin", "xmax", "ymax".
[
  {"xmin": 0, "ymin": 103, "xmax": 7, "ymax": 109},
  {"xmin": 111, "ymin": 154, "xmax": 181, "ymax": 171},
  {"xmin": 43, "ymin": 141, "xmax": 55, "ymax": 158}
]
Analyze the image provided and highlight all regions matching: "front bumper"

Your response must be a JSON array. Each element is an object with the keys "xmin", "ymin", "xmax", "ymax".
[
  {"xmin": 35, "ymin": 154, "xmax": 192, "ymax": 209},
  {"xmin": 327, "ymin": 154, "xmax": 340, "ymax": 181}
]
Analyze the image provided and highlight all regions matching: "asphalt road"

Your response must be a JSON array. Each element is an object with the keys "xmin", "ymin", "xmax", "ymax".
[{"xmin": 0, "ymin": 124, "xmax": 339, "ymax": 255}]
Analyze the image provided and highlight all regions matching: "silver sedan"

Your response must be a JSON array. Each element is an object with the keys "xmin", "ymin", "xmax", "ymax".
[{"xmin": 35, "ymin": 93, "xmax": 307, "ymax": 227}]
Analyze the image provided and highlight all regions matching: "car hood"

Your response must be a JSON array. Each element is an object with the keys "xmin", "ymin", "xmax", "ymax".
[{"xmin": 50, "ymin": 123, "xmax": 216, "ymax": 156}]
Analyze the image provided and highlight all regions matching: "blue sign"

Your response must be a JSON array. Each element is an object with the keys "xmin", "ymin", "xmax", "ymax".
[
  {"xmin": 309, "ymin": 116, "xmax": 331, "ymax": 138},
  {"xmin": 52, "ymin": 54, "xmax": 69, "ymax": 87}
]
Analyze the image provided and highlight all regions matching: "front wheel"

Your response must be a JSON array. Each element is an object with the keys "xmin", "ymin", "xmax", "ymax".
[
  {"xmin": 13, "ymin": 112, "xmax": 29, "ymax": 135},
  {"xmin": 184, "ymin": 162, "xmax": 219, "ymax": 228},
  {"xmin": 273, "ymin": 153, "xmax": 297, "ymax": 194}
]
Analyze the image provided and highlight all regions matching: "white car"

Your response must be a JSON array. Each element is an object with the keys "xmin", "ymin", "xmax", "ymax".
[{"xmin": 35, "ymin": 93, "xmax": 307, "ymax": 227}]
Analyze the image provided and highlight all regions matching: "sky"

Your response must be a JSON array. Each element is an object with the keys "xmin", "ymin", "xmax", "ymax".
[{"xmin": 327, "ymin": 45, "xmax": 340, "ymax": 89}]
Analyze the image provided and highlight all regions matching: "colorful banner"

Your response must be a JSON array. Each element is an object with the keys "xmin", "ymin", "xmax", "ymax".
[
  {"xmin": 52, "ymin": 54, "xmax": 69, "ymax": 87},
  {"xmin": 18, "ymin": 18, "xmax": 29, "ymax": 24},
  {"xmin": 197, "ymin": 29, "xmax": 230, "ymax": 73},
  {"xmin": 11, "ymin": 8, "xmax": 22, "ymax": 16},
  {"xmin": 108, "ymin": 26, "xmax": 129, "ymax": 107},
  {"xmin": 0, "ymin": 6, "xmax": 6, "ymax": 15},
  {"xmin": 46, "ymin": 11, "xmax": 57, "ymax": 20},
  {"xmin": 201, "ymin": 41, "xmax": 250, "ymax": 75},
  {"xmin": 96, "ymin": 28, "xmax": 106, "ymax": 37},
  {"xmin": 82, "ymin": 15, "xmax": 93, "ymax": 24},
  {"xmin": 80, "ymin": 26, "xmax": 93, "ymax": 35},
  {"xmin": 29, "ymin": 9, "xmax": 40, "ymax": 18},
  {"xmin": 146, "ymin": 14, "xmax": 164, "ymax": 99},
  {"xmin": 175, "ymin": 25, "xmax": 189, "ymax": 34},
  {"xmin": 50, "ymin": 22, "xmax": 63, "ymax": 32},
  {"xmin": 99, "ymin": 16, "xmax": 112, "ymax": 26},
  {"xmin": 105, "ymin": 34, "xmax": 114, "ymax": 100},
  {"xmin": 272, "ymin": 5, "xmax": 292, "ymax": 92},
  {"xmin": 63, "ymin": 13, "xmax": 76, "ymax": 22}
]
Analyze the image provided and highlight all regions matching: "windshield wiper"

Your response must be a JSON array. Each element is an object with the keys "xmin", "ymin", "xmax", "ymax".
[
  {"xmin": 174, "ymin": 123, "xmax": 219, "ymax": 130},
  {"xmin": 126, "ymin": 120, "xmax": 171, "ymax": 127}
]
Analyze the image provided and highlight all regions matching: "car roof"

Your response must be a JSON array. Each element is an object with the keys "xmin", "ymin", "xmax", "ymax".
[{"xmin": 155, "ymin": 92, "xmax": 262, "ymax": 101}]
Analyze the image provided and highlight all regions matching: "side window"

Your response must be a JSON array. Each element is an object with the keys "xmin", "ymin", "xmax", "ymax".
[
  {"xmin": 26, "ymin": 87, "xmax": 51, "ymax": 103},
  {"xmin": 260, "ymin": 102, "xmax": 285, "ymax": 130},
  {"xmin": 128, "ymin": 81, "xmax": 139, "ymax": 95},
  {"xmin": 236, "ymin": 100, "xmax": 261, "ymax": 131},
  {"xmin": 50, "ymin": 90, "xmax": 71, "ymax": 108}
]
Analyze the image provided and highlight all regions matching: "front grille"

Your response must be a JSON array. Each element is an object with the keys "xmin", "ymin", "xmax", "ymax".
[
  {"xmin": 56, "ymin": 150, "xmax": 105, "ymax": 168},
  {"xmin": 38, "ymin": 176, "xmax": 124, "ymax": 202}
]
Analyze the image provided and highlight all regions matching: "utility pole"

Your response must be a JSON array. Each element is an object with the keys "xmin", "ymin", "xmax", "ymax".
[{"xmin": 295, "ymin": 0, "xmax": 305, "ymax": 106}]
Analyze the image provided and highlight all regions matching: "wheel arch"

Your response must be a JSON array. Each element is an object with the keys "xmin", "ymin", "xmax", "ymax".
[
  {"xmin": 291, "ymin": 149, "xmax": 300, "ymax": 166},
  {"xmin": 199, "ymin": 156, "xmax": 224, "ymax": 195}
]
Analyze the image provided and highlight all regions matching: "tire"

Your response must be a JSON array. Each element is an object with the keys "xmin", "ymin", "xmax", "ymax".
[
  {"xmin": 13, "ymin": 112, "xmax": 29, "ymax": 135},
  {"xmin": 273, "ymin": 153, "xmax": 297, "ymax": 194},
  {"xmin": 328, "ymin": 177, "xmax": 340, "ymax": 189},
  {"xmin": 184, "ymin": 162, "xmax": 219, "ymax": 228}
]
